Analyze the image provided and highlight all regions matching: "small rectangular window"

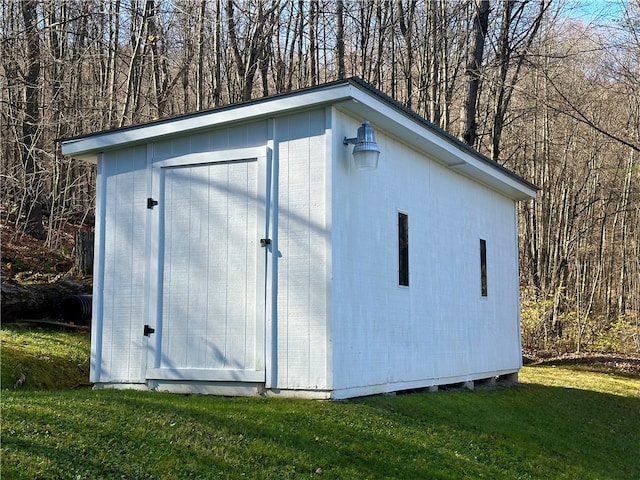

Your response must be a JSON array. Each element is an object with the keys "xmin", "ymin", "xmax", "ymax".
[
  {"xmin": 398, "ymin": 212, "xmax": 409, "ymax": 286},
  {"xmin": 480, "ymin": 238, "xmax": 488, "ymax": 296}
]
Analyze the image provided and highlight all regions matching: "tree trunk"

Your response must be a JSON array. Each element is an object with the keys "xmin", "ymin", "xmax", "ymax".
[
  {"xmin": 21, "ymin": 0, "xmax": 45, "ymax": 239},
  {"xmin": 107, "ymin": 0, "xmax": 121, "ymax": 128},
  {"xmin": 212, "ymin": 0, "xmax": 222, "ymax": 105},
  {"xmin": 307, "ymin": 0, "xmax": 318, "ymax": 86},
  {"xmin": 397, "ymin": 0, "xmax": 417, "ymax": 108},
  {"xmin": 196, "ymin": 0, "xmax": 206, "ymax": 110},
  {"xmin": 119, "ymin": 1, "xmax": 149, "ymax": 126},
  {"xmin": 336, "ymin": 0, "xmax": 345, "ymax": 79},
  {"xmin": 459, "ymin": 0, "xmax": 489, "ymax": 147},
  {"xmin": 74, "ymin": 230, "xmax": 94, "ymax": 275},
  {"xmin": 490, "ymin": 1, "xmax": 547, "ymax": 162}
]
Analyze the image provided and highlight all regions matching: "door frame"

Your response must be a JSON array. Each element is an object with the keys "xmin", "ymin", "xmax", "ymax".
[{"xmin": 145, "ymin": 147, "xmax": 272, "ymax": 383}]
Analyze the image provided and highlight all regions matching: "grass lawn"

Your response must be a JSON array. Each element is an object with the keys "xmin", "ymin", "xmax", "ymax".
[
  {"xmin": 1, "ymin": 325, "xmax": 90, "ymax": 390},
  {"xmin": 1, "ymin": 326, "xmax": 639, "ymax": 479}
]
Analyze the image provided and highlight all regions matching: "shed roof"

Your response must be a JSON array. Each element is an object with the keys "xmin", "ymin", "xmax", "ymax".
[{"xmin": 60, "ymin": 77, "xmax": 537, "ymax": 201}]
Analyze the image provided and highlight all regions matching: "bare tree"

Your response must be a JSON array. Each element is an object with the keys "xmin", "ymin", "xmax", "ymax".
[
  {"xmin": 490, "ymin": 0, "xmax": 547, "ymax": 162},
  {"xmin": 0, "ymin": 0, "xmax": 637, "ymax": 353},
  {"xmin": 336, "ymin": 0, "xmax": 345, "ymax": 79},
  {"xmin": 226, "ymin": 0, "xmax": 281, "ymax": 101},
  {"xmin": 20, "ymin": 0, "xmax": 44, "ymax": 238},
  {"xmin": 106, "ymin": 0, "xmax": 121, "ymax": 128},
  {"xmin": 459, "ymin": 0, "xmax": 489, "ymax": 146},
  {"xmin": 119, "ymin": 0, "xmax": 151, "ymax": 126},
  {"xmin": 396, "ymin": 0, "xmax": 417, "ymax": 108}
]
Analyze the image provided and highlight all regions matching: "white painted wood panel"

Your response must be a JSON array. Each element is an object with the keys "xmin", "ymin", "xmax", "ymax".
[
  {"xmin": 95, "ymin": 146, "xmax": 148, "ymax": 383},
  {"xmin": 275, "ymin": 110, "xmax": 328, "ymax": 390},
  {"xmin": 331, "ymin": 110, "xmax": 522, "ymax": 392},
  {"xmin": 154, "ymin": 159, "xmax": 263, "ymax": 381},
  {"xmin": 152, "ymin": 121, "xmax": 268, "ymax": 162}
]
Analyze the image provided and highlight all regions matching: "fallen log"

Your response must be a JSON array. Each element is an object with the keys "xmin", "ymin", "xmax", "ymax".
[{"xmin": 1, "ymin": 278, "xmax": 90, "ymax": 323}]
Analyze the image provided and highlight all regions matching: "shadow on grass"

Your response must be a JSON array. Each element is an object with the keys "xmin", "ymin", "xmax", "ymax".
[{"xmin": 3, "ymin": 382, "xmax": 639, "ymax": 479}]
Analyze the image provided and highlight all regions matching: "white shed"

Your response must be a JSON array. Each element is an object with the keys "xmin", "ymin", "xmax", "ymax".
[{"xmin": 61, "ymin": 78, "xmax": 537, "ymax": 399}]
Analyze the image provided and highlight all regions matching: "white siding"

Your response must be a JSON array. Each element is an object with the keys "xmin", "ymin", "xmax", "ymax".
[
  {"xmin": 331, "ymin": 111, "xmax": 521, "ymax": 392},
  {"xmin": 148, "ymin": 114, "xmax": 331, "ymax": 390},
  {"xmin": 158, "ymin": 161, "xmax": 259, "ymax": 373},
  {"xmin": 151, "ymin": 120, "xmax": 268, "ymax": 161},
  {"xmin": 94, "ymin": 145, "xmax": 148, "ymax": 382},
  {"xmin": 274, "ymin": 110, "xmax": 328, "ymax": 390}
]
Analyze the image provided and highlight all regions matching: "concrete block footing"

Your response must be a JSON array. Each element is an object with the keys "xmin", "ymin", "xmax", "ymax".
[
  {"xmin": 497, "ymin": 372, "xmax": 519, "ymax": 385},
  {"xmin": 427, "ymin": 372, "xmax": 519, "ymax": 394}
]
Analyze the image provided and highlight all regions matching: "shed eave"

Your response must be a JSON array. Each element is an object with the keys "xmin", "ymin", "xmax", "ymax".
[
  {"xmin": 335, "ymin": 88, "xmax": 537, "ymax": 201},
  {"xmin": 60, "ymin": 77, "xmax": 537, "ymax": 201},
  {"xmin": 60, "ymin": 82, "xmax": 355, "ymax": 159},
  {"xmin": 59, "ymin": 146, "xmax": 99, "ymax": 164}
]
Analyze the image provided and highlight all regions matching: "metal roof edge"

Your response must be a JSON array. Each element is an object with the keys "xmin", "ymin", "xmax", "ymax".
[
  {"xmin": 60, "ymin": 76, "xmax": 537, "ymax": 196},
  {"xmin": 60, "ymin": 78, "xmax": 353, "ymax": 145},
  {"xmin": 345, "ymin": 77, "xmax": 539, "ymax": 194}
]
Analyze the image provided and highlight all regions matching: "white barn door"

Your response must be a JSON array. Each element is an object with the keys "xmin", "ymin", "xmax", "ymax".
[{"xmin": 147, "ymin": 156, "xmax": 267, "ymax": 383}]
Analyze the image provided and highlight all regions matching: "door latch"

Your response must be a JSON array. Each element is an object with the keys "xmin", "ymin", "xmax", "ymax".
[
  {"xmin": 143, "ymin": 325, "xmax": 155, "ymax": 337},
  {"xmin": 147, "ymin": 198, "xmax": 158, "ymax": 209},
  {"xmin": 260, "ymin": 238, "xmax": 271, "ymax": 247}
]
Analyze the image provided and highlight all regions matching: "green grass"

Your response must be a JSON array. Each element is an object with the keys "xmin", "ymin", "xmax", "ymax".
[
  {"xmin": 1, "ymin": 325, "xmax": 90, "ymax": 390},
  {"xmin": 1, "ymin": 327, "xmax": 639, "ymax": 479}
]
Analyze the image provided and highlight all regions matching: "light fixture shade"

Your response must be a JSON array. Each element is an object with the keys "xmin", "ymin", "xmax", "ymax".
[{"xmin": 352, "ymin": 121, "xmax": 380, "ymax": 170}]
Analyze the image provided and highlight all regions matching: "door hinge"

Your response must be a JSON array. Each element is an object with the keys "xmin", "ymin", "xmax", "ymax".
[
  {"xmin": 143, "ymin": 325, "xmax": 155, "ymax": 337},
  {"xmin": 147, "ymin": 198, "xmax": 158, "ymax": 209},
  {"xmin": 260, "ymin": 238, "xmax": 271, "ymax": 247}
]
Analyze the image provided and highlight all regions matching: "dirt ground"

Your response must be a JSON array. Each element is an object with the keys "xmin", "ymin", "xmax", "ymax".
[
  {"xmin": 1, "ymin": 222, "xmax": 91, "ymax": 322},
  {"xmin": 523, "ymin": 350, "xmax": 640, "ymax": 377},
  {"xmin": 1, "ymin": 222, "xmax": 76, "ymax": 283}
]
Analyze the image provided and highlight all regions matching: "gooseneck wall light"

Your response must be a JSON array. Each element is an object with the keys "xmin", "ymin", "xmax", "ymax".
[{"xmin": 343, "ymin": 121, "xmax": 380, "ymax": 170}]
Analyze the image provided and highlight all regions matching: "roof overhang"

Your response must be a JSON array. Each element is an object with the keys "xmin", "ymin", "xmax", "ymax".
[
  {"xmin": 60, "ymin": 82, "xmax": 352, "ymax": 162},
  {"xmin": 60, "ymin": 78, "xmax": 537, "ymax": 201}
]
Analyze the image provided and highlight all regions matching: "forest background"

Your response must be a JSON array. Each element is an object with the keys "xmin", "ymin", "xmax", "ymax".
[{"xmin": 1, "ymin": 0, "xmax": 638, "ymax": 355}]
